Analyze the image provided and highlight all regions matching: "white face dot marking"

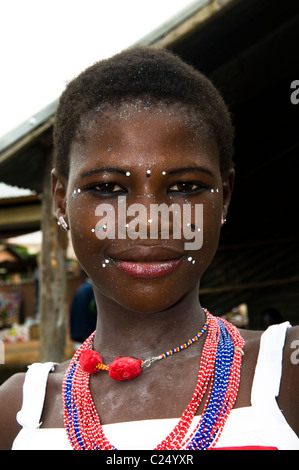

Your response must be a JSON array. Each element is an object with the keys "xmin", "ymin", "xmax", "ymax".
[
  {"xmin": 92, "ymin": 225, "xmax": 107, "ymax": 232},
  {"xmin": 146, "ymin": 170, "xmax": 151, "ymax": 176},
  {"xmin": 162, "ymin": 171, "xmax": 167, "ymax": 175},
  {"xmin": 72, "ymin": 188, "xmax": 81, "ymax": 198},
  {"xmin": 187, "ymin": 223, "xmax": 201, "ymax": 232},
  {"xmin": 126, "ymin": 171, "xmax": 131, "ymax": 176}
]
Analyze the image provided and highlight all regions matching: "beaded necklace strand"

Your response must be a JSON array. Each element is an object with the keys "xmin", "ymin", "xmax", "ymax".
[{"xmin": 62, "ymin": 310, "xmax": 244, "ymax": 450}]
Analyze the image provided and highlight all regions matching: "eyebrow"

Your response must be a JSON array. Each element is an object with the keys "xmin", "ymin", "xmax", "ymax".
[
  {"xmin": 81, "ymin": 167, "xmax": 127, "ymax": 178},
  {"xmin": 80, "ymin": 166, "xmax": 214, "ymax": 178},
  {"xmin": 168, "ymin": 166, "xmax": 214, "ymax": 177}
]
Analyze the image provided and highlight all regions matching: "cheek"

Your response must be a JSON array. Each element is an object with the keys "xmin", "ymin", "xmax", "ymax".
[
  {"xmin": 183, "ymin": 192, "xmax": 222, "ymax": 242},
  {"xmin": 182, "ymin": 196, "xmax": 222, "ymax": 274},
  {"xmin": 202, "ymin": 195, "xmax": 222, "ymax": 249},
  {"xmin": 70, "ymin": 226, "xmax": 115, "ymax": 291},
  {"xmin": 66, "ymin": 194, "xmax": 105, "ymax": 262}
]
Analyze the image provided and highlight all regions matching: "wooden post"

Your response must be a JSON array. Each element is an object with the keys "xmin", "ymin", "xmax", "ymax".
[{"xmin": 39, "ymin": 150, "xmax": 68, "ymax": 363}]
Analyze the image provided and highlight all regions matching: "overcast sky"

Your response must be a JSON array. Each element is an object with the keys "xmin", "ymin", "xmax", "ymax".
[{"xmin": 0, "ymin": 0, "xmax": 196, "ymax": 139}]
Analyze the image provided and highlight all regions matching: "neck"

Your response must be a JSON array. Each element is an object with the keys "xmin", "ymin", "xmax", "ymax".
[{"xmin": 92, "ymin": 288, "xmax": 206, "ymax": 362}]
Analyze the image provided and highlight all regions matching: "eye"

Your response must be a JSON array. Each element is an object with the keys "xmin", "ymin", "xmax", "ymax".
[
  {"xmin": 90, "ymin": 182, "xmax": 127, "ymax": 194},
  {"xmin": 168, "ymin": 181, "xmax": 206, "ymax": 194}
]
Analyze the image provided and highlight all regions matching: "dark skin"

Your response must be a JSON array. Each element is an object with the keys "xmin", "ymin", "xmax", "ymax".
[{"xmin": 0, "ymin": 104, "xmax": 298, "ymax": 450}]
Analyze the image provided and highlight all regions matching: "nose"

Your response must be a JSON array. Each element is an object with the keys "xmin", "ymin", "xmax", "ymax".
[{"xmin": 123, "ymin": 190, "xmax": 180, "ymax": 241}]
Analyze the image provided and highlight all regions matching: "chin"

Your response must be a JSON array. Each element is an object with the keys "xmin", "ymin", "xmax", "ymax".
[
  {"xmin": 112, "ymin": 282, "xmax": 196, "ymax": 315},
  {"xmin": 116, "ymin": 294, "xmax": 179, "ymax": 315}
]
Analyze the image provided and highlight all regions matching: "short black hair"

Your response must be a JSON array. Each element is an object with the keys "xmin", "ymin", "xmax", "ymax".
[{"xmin": 53, "ymin": 46, "xmax": 234, "ymax": 178}]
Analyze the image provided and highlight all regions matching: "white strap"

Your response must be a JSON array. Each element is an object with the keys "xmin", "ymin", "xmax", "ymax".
[
  {"xmin": 251, "ymin": 322, "xmax": 291, "ymax": 405},
  {"xmin": 16, "ymin": 362, "xmax": 56, "ymax": 429}
]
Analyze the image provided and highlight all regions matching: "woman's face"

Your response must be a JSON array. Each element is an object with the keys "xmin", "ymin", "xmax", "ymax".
[{"xmin": 55, "ymin": 103, "xmax": 233, "ymax": 313}]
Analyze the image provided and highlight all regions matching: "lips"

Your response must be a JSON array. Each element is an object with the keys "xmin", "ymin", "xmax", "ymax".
[
  {"xmin": 108, "ymin": 245, "xmax": 184, "ymax": 278},
  {"xmin": 115, "ymin": 259, "xmax": 183, "ymax": 278}
]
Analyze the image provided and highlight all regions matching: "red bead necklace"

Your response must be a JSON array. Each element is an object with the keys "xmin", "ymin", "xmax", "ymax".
[{"xmin": 62, "ymin": 311, "xmax": 244, "ymax": 450}]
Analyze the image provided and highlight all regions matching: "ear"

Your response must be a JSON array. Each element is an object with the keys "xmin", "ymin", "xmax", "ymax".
[
  {"xmin": 51, "ymin": 168, "xmax": 68, "ymax": 223},
  {"xmin": 222, "ymin": 168, "xmax": 235, "ymax": 223}
]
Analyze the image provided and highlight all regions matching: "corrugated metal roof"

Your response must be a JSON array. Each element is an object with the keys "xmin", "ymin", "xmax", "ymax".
[{"xmin": 0, "ymin": 100, "xmax": 58, "ymax": 155}]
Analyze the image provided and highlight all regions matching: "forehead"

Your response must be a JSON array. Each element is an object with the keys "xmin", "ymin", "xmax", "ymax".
[{"xmin": 69, "ymin": 101, "xmax": 219, "ymax": 172}]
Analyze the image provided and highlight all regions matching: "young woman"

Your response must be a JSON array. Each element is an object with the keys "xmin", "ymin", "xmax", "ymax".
[{"xmin": 0, "ymin": 47, "xmax": 298, "ymax": 450}]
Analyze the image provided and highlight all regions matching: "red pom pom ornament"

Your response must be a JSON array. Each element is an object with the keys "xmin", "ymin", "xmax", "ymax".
[
  {"xmin": 108, "ymin": 357, "xmax": 143, "ymax": 381},
  {"xmin": 79, "ymin": 349, "xmax": 142, "ymax": 380},
  {"xmin": 79, "ymin": 349, "xmax": 104, "ymax": 374}
]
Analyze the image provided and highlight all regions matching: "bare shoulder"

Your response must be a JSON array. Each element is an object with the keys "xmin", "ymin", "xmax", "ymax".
[
  {"xmin": 284, "ymin": 324, "xmax": 299, "ymax": 360},
  {"xmin": 0, "ymin": 372, "xmax": 25, "ymax": 450},
  {"xmin": 281, "ymin": 325, "xmax": 299, "ymax": 391},
  {"xmin": 278, "ymin": 325, "xmax": 299, "ymax": 436},
  {"xmin": 46, "ymin": 360, "xmax": 70, "ymax": 397},
  {"xmin": 239, "ymin": 327, "xmax": 263, "ymax": 355},
  {"xmin": 0, "ymin": 361, "xmax": 69, "ymax": 449},
  {"xmin": 38, "ymin": 361, "xmax": 70, "ymax": 428},
  {"xmin": 280, "ymin": 325, "xmax": 299, "ymax": 391}
]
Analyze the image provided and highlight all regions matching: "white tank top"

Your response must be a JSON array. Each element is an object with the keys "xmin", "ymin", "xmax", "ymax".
[{"xmin": 12, "ymin": 322, "xmax": 299, "ymax": 450}]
